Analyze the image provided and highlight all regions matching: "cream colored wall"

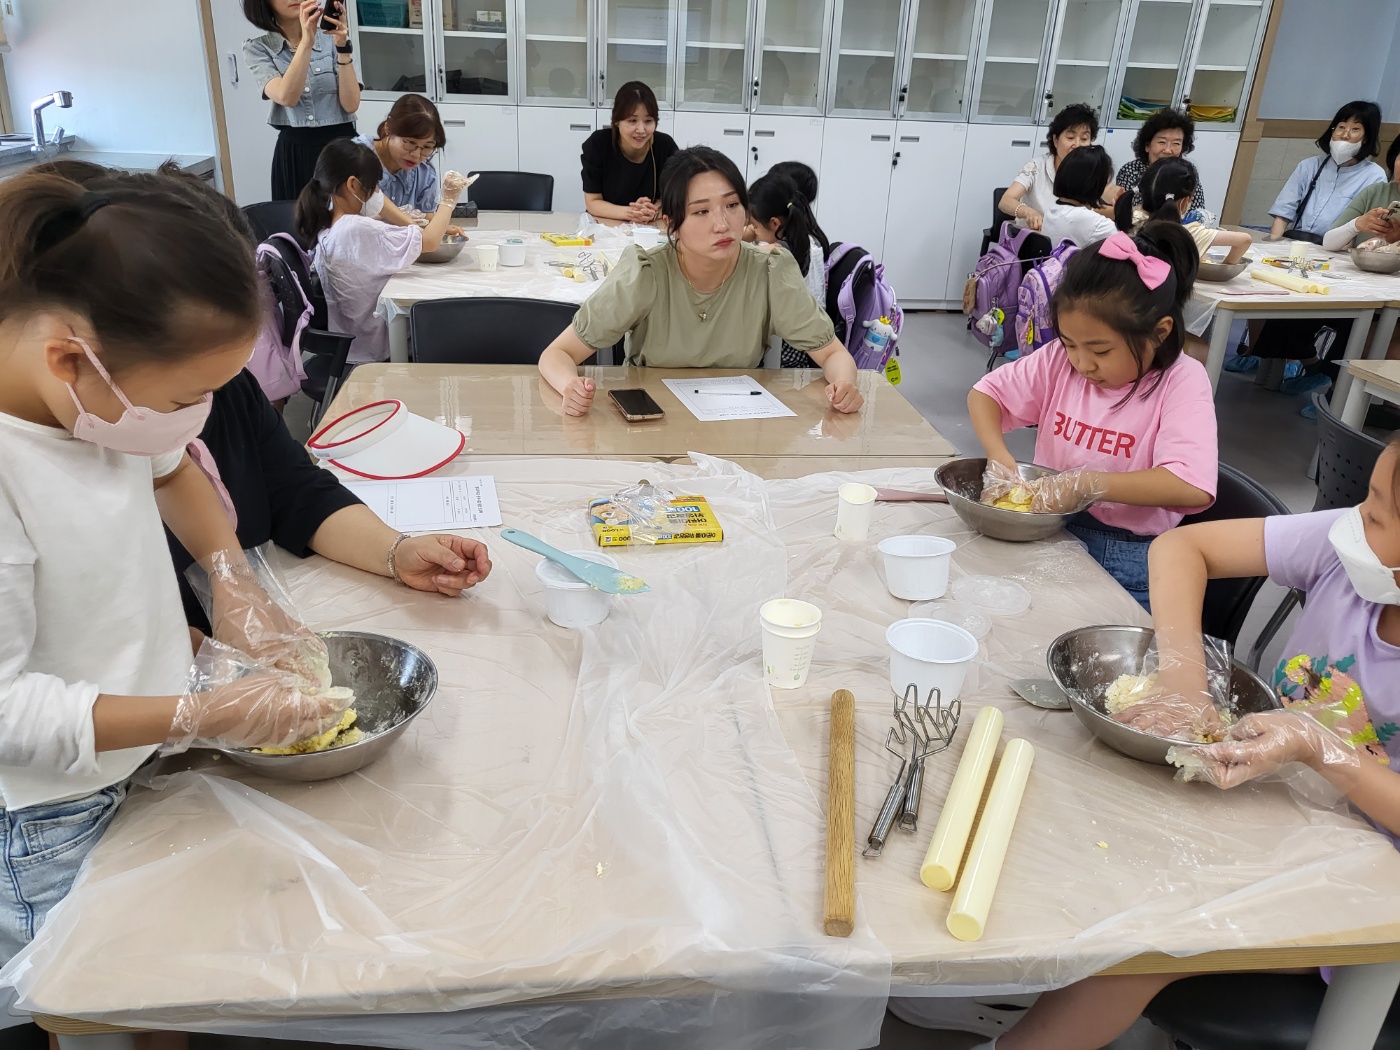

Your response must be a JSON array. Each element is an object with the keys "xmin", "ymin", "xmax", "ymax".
[{"xmin": 1238, "ymin": 136, "xmax": 1324, "ymax": 227}]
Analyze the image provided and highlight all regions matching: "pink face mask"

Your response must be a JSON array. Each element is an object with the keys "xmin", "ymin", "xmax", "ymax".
[{"xmin": 65, "ymin": 338, "xmax": 211, "ymax": 456}]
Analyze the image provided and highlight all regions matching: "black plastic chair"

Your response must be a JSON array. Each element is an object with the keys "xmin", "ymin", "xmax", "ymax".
[
  {"xmin": 242, "ymin": 200, "xmax": 301, "ymax": 245},
  {"xmin": 408, "ymin": 297, "xmax": 595, "ymax": 365},
  {"xmin": 1177, "ymin": 462, "xmax": 1290, "ymax": 648},
  {"xmin": 979, "ymin": 186, "xmax": 1011, "ymax": 257},
  {"xmin": 1145, "ymin": 972, "xmax": 1400, "ymax": 1050},
  {"xmin": 467, "ymin": 171, "xmax": 555, "ymax": 212},
  {"xmin": 1247, "ymin": 390, "xmax": 1389, "ymax": 669},
  {"xmin": 259, "ymin": 236, "xmax": 355, "ymax": 421}
]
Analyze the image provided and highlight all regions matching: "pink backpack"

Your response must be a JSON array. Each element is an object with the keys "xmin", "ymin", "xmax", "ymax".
[
  {"xmin": 1013, "ymin": 239, "xmax": 1078, "ymax": 355},
  {"xmin": 246, "ymin": 234, "xmax": 312, "ymax": 401}
]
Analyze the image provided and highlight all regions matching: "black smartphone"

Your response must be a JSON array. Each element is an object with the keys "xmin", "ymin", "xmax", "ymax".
[
  {"xmin": 609, "ymin": 388, "xmax": 664, "ymax": 421},
  {"xmin": 319, "ymin": 1, "xmax": 341, "ymax": 32}
]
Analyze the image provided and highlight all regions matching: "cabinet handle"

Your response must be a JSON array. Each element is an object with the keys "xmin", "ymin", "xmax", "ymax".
[
  {"xmin": 753, "ymin": 77, "xmax": 760, "ymax": 98},
  {"xmin": 445, "ymin": 119, "xmax": 467, "ymax": 127},
  {"xmin": 569, "ymin": 123, "xmax": 590, "ymax": 131},
  {"xmin": 892, "ymin": 150, "xmax": 901, "ymax": 168},
  {"xmin": 753, "ymin": 129, "xmax": 775, "ymax": 137},
  {"xmin": 898, "ymin": 83, "xmax": 908, "ymax": 102},
  {"xmin": 899, "ymin": 135, "xmax": 919, "ymax": 142},
  {"xmin": 225, "ymin": 52, "xmax": 239, "ymax": 85},
  {"xmin": 723, "ymin": 128, "xmax": 745, "ymax": 136},
  {"xmin": 871, "ymin": 134, "xmax": 891, "ymax": 142},
  {"xmin": 1011, "ymin": 139, "xmax": 1031, "ymax": 147}
]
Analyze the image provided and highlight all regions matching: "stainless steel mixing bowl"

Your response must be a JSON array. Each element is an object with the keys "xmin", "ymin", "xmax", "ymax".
[
  {"xmin": 418, "ymin": 233, "xmax": 467, "ymax": 264},
  {"xmin": 935, "ymin": 458, "xmax": 1080, "ymax": 542}
]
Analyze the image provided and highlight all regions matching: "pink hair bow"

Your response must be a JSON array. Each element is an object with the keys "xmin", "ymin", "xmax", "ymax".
[{"xmin": 1099, "ymin": 231, "xmax": 1170, "ymax": 290}]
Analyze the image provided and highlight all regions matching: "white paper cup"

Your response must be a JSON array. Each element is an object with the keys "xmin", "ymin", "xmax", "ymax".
[
  {"xmin": 476, "ymin": 243, "xmax": 500, "ymax": 271},
  {"xmin": 878, "ymin": 535, "xmax": 956, "ymax": 600},
  {"xmin": 536, "ymin": 550, "xmax": 618, "ymax": 628},
  {"xmin": 886, "ymin": 618, "xmax": 979, "ymax": 703},
  {"xmin": 759, "ymin": 598, "xmax": 823, "ymax": 689},
  {"xmin": 833, "ymin": 483, "xmax": 878, "ymax": 542},
  {"xmin": 500, "ymin": 239, "xmax": 527, "ymax": 266}
]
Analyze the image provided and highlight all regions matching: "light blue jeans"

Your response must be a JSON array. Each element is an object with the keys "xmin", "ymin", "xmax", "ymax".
[{"xmin": 0, "ymin": 782, "xmax": 126, "ymax": 964}]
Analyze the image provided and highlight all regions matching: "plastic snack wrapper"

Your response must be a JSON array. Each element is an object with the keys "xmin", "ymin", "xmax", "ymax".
[
  {"xmin": 595, "ymin": 479, "xmax": 679, "ymax": 545},
  {"xmin": 186, "ymin": 544, "xmax": 330, "ymax": 689},
  {"xmin": 1168, "ymin": 710, "xmax": 1365, "ymax": 791},
  {"xmin": 7, "ymin": 459, "xmax": 1400, "ymax": 1041},
  {"xmin": 167, "ymin": 639, "xmax": 353, "ymax": 753}
]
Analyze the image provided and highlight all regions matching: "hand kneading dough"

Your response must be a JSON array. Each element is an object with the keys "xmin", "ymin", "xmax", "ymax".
[{"xmin": 255, "ymin": 688, "xmax": 362, "ymax": 754}]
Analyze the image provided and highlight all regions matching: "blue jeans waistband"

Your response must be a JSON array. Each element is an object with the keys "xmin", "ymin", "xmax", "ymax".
[{"xmin": 1067, "ymin": 510, "xmax": 1155, "ymax": 542}]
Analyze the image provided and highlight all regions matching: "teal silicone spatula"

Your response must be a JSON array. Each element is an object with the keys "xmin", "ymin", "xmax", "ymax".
[{"xmin": 501, "ymin": 528, "xmax": 651, "ymax": 595}]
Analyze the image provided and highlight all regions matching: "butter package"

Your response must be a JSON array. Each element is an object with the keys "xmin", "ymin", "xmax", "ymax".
[
  {"xmin": 542, "ymin": 233, "xmax": 593, "ymax": 246},
  {"xmin": 589, "ymin": 494, "xmax": 724, "ymax": 546}
]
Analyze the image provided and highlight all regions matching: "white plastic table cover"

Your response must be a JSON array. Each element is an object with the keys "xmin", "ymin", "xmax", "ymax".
[
  {"xmin": 375, "ymin": 215, "xmax": 644, "ymax": 327},
  {"xmin": 5, "ymin": 457, "xmax": 1400, "ymax": 1048}
]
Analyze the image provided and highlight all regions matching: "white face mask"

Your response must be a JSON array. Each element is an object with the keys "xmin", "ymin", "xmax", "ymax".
[
  {"xmin": 359, "ymin": 188, "xmax": 385, "ymax": 218},
  {"xmin": 1330, "ymin": 139, "xmax": 1362, "ymax": 164},
  {"xmin": 1328, "ymin": 506, "xmax": 1400, "ymax": 605}
]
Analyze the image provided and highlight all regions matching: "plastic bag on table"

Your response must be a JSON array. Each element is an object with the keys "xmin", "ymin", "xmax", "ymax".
[{"xmin": 184, "ymin": 543, "xmax": 329, "ymax": 689}]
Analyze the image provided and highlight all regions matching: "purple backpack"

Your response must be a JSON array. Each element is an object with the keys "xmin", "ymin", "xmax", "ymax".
[
  {"xmin": 1013, "ymin": 238, "xmax": 1078, "ymax": 355},
  {"xmin": 964, "ymin": 225, "xmax": 1035, "ymax": 350},
  {"xmin": 247, "ymin": 233, "xmax": 313, "ymax": 401},
  {"xmin": 824, "ymin": 242, "xmax": 903, "ymax": 368}
]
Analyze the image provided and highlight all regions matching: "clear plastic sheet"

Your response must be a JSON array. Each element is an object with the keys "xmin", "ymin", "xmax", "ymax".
[
  {"xmin": 6, "ymin": 458, "xmax": 1400, "ymax": 1039},
  {"xmin": 2, "ymin": 458, "xmax": 890, "ymax": 1047}
]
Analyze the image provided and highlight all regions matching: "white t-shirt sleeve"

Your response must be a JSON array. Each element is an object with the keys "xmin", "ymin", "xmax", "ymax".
[
  {"xmin": 1011, "ymin": 159, "xmax": 1038, "ymax": 191},
  {"xmin": 150, "ymin": 449, "xmax": 185, "ymax": 479},
  {"xmin": 0, "ymin": 503, "xmax": 101, "ymax": 775}
]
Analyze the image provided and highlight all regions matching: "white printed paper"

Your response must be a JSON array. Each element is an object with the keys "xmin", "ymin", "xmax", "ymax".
[
  {"xmin": 344, "ymin": 476, "xmax": 503, "ymax": 532},
  {"xmin": 662, "ymin": 375, "xmax": 797, "ymax": 422}
]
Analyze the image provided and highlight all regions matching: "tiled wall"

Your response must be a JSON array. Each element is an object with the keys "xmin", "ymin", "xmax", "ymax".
[{"xmin": 1238, "ymin": 136, "xmax": 1324, "ymax": 228}]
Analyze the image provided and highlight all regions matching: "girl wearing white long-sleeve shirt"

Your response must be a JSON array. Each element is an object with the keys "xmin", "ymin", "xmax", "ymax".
[{"xmin": 0, "ymin": 169, "xmax": 343, "ymax": 963}]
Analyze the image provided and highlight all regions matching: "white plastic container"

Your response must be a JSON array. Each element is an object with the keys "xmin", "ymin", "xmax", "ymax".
[
  {"xmin": 499, "ymin": 238, "xmax": 527, "ymax": 266},
  {"xmin": 632, "ymin": 226, "xmax": 663, "ymax": 249},
  {"xmin": 535, "ymin": 550, "xmax": 619, "ymax": 628},
  {"xmin": 878, "ymin": 535, "xmax": 956, "ymax": 600},
  {"xmin": 476, "ymin": 243, "xmax": 500, "ymax": 271},
  {"xmin": 759, "ymin": 598, "xmax": 823, "ymax": 689},
  {"xmin": 886, "ymin": 618, "xmax": 979, "ymax": 703},
  {"xmin": 833, "ymin": 483, "xmax": 878, "ymax": 542}
]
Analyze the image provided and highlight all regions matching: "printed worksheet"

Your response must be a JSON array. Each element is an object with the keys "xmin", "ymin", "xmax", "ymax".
[
  {"xmin": 343, "ymin": 476, "xmax": 503, "ymax": 532},
  {"xmin": 662, "ymin": 375, "xmax": 797, "ymax": 422}
]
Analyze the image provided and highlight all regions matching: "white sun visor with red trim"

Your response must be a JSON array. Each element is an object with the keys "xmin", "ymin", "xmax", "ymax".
[{"xmin": 307, "ymin": 400, "xmax": 465, "ymax": 480}]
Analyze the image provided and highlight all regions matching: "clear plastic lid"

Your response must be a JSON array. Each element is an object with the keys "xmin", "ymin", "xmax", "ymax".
[
  {"xmin": 909, "ymin": 600, "xmax": 992, "ymax": 640},
  {"xmin": 950, "ymin": 575, "xmax": 1032, "ymax": 616}
]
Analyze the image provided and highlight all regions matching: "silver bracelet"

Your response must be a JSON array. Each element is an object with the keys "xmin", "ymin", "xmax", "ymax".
[{"xmin": 387, "ymin": 533, "xmax": 410, "ymax": 584}]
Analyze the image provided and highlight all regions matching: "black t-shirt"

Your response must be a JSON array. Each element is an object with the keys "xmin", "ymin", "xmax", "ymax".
[
  {"xmin": 580, "ymin": 128, "xmax": 679, "ymax": 207},
  {"xmin": 166, "ymin": 369, "xmax": 362, "ymax": 631}
]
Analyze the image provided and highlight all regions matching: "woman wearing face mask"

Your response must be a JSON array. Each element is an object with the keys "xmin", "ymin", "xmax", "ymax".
[
  {"xmin": 0, "ymin": 168, "xmax": 346, "ymax": 972},
  {"xmin": 950, "ymin": 437, "xmax": 1400, "ymax": 1050},
  {"xmin": 296, "ymin": 139, "xmax": 465, "ymax": 364},
  {"xmin": 581, "ymin": 81, "xmax": 679, "ymax": 224},
  {"xmin": 540, "ymin": 147, "xmax": 863, "ymax": 416},
  {"xmin": 1268, "ymin": 100, "xmax": 1386, "ymax": 243}
]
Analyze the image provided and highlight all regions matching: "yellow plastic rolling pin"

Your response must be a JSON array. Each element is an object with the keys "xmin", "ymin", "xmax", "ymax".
[
  {"xmin": 946, "ymin": 738, "xmax": 1035, "ymax": 942},
  {"xmin": 1249, "ymin": 267, "xmax": 1329, "ymax": 294},
  {"xmin": 920, "ymin": 705, "xmax": 1004, "ymax": 891},
  {"xmin": 823, "ymin": 689, "xmax": 856, "ymax": 937}
]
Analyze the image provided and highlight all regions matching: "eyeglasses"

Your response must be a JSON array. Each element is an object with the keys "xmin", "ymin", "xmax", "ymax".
[{"xmin": 399, "ymin": 140, "xmax": 438, "ymax": 157}]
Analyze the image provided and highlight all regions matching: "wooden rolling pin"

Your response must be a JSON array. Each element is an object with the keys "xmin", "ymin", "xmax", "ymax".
[
  {"xmin": 947, "ymin": 738, "xmax": 1035, "ymax": 942},
  {"xmin": 920, "ymin": 705, "xmax": 1004, "ymax": 891},
  {"xmin": 823, "ymin": 688, "xmax": 856, "ymax": 937}
]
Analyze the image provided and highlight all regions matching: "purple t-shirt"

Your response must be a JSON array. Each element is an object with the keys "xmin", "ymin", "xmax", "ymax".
[{"xmin": 1265, "ymin": 509, "xmax": 1400, "ymax": 767}]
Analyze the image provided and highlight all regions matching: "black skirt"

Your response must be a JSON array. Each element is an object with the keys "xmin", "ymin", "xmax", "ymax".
[{"xmin": 270, "ymin": 122, "xmax": 356, "ymax": 201}]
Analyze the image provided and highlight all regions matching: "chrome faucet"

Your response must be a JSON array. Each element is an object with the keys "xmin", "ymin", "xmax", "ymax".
[{"xmin": 31, "ymin": 91, "xmax": 73, "ymax": 155}]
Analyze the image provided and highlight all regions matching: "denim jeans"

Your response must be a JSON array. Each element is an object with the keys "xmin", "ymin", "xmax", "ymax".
[
  {"xmin": 1066, "ymin": 512, "xmax": 1154, "ymax": 612},
  {"xmin": 0, "ymin": 782, "xmax": 126, "ymax": 964}
]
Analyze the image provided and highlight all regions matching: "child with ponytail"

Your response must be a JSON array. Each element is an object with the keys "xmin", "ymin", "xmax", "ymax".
[
  {"xmin": 295, "ymin": 138, "xmax": 466, "ymax": 364},
  {"xmin": 1115, "ymin": 156, "xmax": 1250, "ymax": 263},
  {"xmin": 748, "ymin": 170, "xmax": 832, "ymax": 367}
]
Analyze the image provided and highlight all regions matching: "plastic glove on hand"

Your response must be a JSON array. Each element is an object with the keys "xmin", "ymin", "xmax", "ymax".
[
  {"xmin": 1167, "ymin": 710, "xmax": 1362, "ymax": 790},
  {"xmin": 204, "ymin": 551, "xmax": 329, "ymax": 688},
  {"xmin": 980, "ymin": 460, "xmax": 1027, "ymax": 505},
  {"xmin": 1115, "ymin": 689, "xmax": 1226, "ymax": 743},
  {"xmin": 1027, "ymin": 467, "xmax": 1106, "ymax": 514}
]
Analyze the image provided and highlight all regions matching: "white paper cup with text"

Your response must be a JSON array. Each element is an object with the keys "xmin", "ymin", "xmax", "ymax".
[
  {"xmin": 760, "ymin": 599, "xmax": 823, "ymax": 689},
  {"xmin": 834, "ymin": 483, "xmax": 878, "ymax": 542},
  {"xmin": 476, "ymin": 243, "xmax": 500, "ymax": 271}
]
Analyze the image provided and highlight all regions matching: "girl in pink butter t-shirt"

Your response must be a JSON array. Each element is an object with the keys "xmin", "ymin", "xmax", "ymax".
[{"xmin": 969, "ymin": 224, "xmax": 1218, "ymax": 609}]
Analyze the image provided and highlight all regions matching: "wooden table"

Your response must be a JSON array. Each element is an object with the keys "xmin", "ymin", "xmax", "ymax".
[
  {"xmin": 323, "ymin": 364, "xmax": 957, "ymax": 478},
  {"xmin": 1340, "ymin": 358, "xmax": 1400, "ymax": 429},
  {"xmin": 1191, "ymin": 245, "xmax": 1400, "ymax": 402}
]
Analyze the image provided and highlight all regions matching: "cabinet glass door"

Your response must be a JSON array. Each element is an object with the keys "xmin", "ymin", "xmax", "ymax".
[
  {"xmin": 1042, "ymin": 0, "xmax": 1128, "ymax": 121},
  {"xmin": 1182, "ymin": 0, "xmax": 1266, "ymax": 128},
  {"xmin": 971, "ymin": 0, "xmax": 1054, "ymax": 121},
  {"xmin": 677, "ymin": 0, "xmax": 754, "ymax": 110},
  {"xmin": 1110, "ymin": 0, "xmax": 1194, "ymax": 126},
  {"xmin": 754, "ymin": 0, "xmax": 833, "ymax": 113},
  {"xmin": 601, "ymin": 0, "xmax": 676, "ymax": 106},
  {"xmin": 901, "ymin": 0, "xmax": 978, "ymax": 119},
  {"xmin": 520, "ymin": 0, "xmax": 592, "ymax": 104},
  {"xmin": 351, "ymin": 0, "xmax": 433, "ymax": 95},
  {"xmin": 828, "ymin": 0, "xmax": 905, "ymax": 117},
  {"xmin": 442, "ymin": 0, "xmax": 512, "ymax": 98}
]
